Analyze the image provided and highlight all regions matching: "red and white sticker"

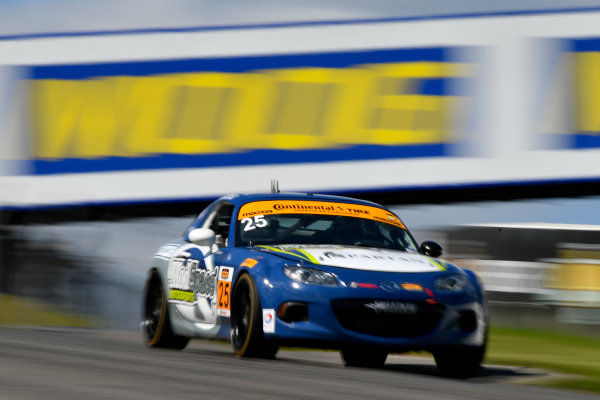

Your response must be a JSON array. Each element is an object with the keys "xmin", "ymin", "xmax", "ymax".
[
  {"xmin": 217, "ymin": 266, "xmax": 234, "ymax": 317},
  {"xmin": 263, "ymin": 309, "xmax": 275, "ymax": 333}
]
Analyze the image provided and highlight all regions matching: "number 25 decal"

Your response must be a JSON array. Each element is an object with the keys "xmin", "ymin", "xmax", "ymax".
[
  {"xmin": 217, "ymin": 266, "xmax": 234, "ymax": 317},
  {"xmin": 218, "ymin": 281, "xmax": 230, "ymax": 308},
  {"xmin": 241, "ymin": 215, "xmax": 267, "ymax": 231}
]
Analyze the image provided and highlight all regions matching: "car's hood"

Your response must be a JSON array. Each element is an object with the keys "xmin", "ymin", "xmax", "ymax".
[{"xmin": 253, "ymin": 245, "xmax": 446, "ymax": 272}]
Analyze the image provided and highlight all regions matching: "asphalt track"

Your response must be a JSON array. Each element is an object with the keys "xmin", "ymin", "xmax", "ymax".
[{"xmin": 0, "ymin": 327, "xmax": 597, "ymax": 400}]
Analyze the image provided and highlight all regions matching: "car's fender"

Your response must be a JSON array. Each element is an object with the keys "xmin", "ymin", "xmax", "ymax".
[{"xmin": 146, "ymin": 240, "xmax": 224, "ymax": 339}]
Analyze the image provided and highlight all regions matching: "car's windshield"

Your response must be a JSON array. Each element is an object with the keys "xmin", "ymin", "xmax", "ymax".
[{"xmin": 235, "ymin": 200, "xmax": 419, "ymax": 252}]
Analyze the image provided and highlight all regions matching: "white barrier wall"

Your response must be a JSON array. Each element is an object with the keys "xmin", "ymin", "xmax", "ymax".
[{"xmin": 1, "ymin": 10, "xmax": 600, "ymax": 208}]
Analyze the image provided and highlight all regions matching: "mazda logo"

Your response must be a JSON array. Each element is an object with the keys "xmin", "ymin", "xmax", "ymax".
[
  {"xmin": 379, "ymin": 281, "xmax": 402, "ymax": 292},
  {"xmin": 364, "ymin": 301, "xmax": 417, "ymax": 314}
]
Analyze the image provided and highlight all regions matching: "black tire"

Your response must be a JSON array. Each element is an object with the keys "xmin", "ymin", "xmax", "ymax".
[
  {"xmin": 230, "ymin": 273, "xmax": 279, "ymax": 358},
  {"xmin": 432, "ymin": 342, "xmax": 486, "ymax": 378},
  {"xmin": 141, "ymin": 271, "xmax": 190, "ymax": 350},
  {"xmin": 340, "ymin": 347, "xmax": 388, "ymax": 368}
]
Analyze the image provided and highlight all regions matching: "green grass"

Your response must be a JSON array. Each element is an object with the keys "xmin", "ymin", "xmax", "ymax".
[
  {"xmin": 0, "ymin": 294, "xmax": 97, "ymax": 327},
  {"xmin": 487, "ymin": 326, "xmax": 600, "ymax": 393}
]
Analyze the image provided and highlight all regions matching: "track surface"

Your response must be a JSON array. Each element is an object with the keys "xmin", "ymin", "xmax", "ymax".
[{"xmin": 0, "ymin": 327, "xmax": 597, "ymax": 400}]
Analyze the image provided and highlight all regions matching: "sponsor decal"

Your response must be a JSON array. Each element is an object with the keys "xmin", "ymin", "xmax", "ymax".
[
  {"xmin": 169, "ymin": 289, "xmax": 195, "ymax": 303},
  {"xmin": 168, "ymin": 259, "xmax": 216, "ymax": 300},
  {"xmin": 263, "ymin": 309, "xmax": 275, "ymax": 333},
  {"xmin": 240, "ymin": 258, "xmax": 259, "ymax": 268},
  {"xmin": 364, "ymin": 301, "xmax": 418, "ymax": 314},
  {"xmin": 241, "ymin": 215, "xmax": 268, "ymax": 231},
  {"xmin": 167, "ymin": 244, "xmax": 216, "ymax": 303},
  {"xmin": 322, "ymin": 250, "xmax": 427, "ymax": 263},
  {"xmin": 349, "ymin": 282, "xmax": 379, "ymax": 289},
  {"xmin": 321, "ymin": 249, "xmax": 443, "ymax": 271},
  {"xmin": 348, "ymin": 281, "xmax": 425, "ymax": 293},
  {"xmin": 350, "ymin": 281, "xmax": 424, "ymax": 292},
  {"xmin": 257, "ymin": 245, "xmax": 442, "ymax": 273},
  {"xmin": 217, "ymin": 266, "xmax": 234, "ymax": 317},
  {"xmin": 239, "ymin": 200, "xmax": 405, "ymax": 228},
  {"xmin": 220, "ymin": 268, "xmax": 230, "ymax": 280}
]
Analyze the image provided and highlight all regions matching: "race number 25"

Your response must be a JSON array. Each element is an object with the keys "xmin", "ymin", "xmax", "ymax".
[
  {"xmin": 217, "ymin": 266, "xmax": 234, "ymax": 317},
  {"xmin": 218, "ymin": 281, "xmax": 230, "ymax": 308}
]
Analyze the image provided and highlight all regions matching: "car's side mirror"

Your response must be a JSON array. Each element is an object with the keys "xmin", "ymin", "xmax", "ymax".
[
  {"xmin": 420, "ymin": 240, "xmax": 443, "ymax": 258},
  {"xmin": 188, "ymin": 228, "xmax": 216, "ymax": 247}
]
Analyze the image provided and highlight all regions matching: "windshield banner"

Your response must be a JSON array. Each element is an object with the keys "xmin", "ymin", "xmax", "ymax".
[{"xmin": 238, "ymin": 200, "xmax": 405, "ymax": 228}]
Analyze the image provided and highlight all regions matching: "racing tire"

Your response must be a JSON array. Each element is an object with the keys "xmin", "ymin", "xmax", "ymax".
[
  {"xmin": 141, "ymin": 271, "xmax": 190, "ymax": 350},
  {"xmin": 340, "ymin": 347, "xmax": 388, "ymax": 368},
  {"xmin": 432, "ymin": 342, "xmax": 486, "ymax": 378},
  {"xmin": 230, "ymin": 273, "xmax": 279, "ymax": 358}
]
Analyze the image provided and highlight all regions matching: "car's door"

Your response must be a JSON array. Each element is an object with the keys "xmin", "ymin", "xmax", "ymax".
[
  {"xmin": 201, "ymin": 202, "xmax": 236, "ymax": 320},
  {"xmin": 166, "ymin": 201, "xmax": 234, "ymax": 328}
]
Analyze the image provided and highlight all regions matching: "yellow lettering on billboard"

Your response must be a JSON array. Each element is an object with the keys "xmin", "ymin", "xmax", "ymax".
[
  {"xmin": 267, "ymin": 68, "xmax": 343, "ymax": 149},
  {"xmin": 114, "ymin": 75, "xmax": 175, "ymax": 156},
  {"xmin": 575, "ymin": 52, "xmax": 600, "ymax": 133},
  {"xmin": 323, "ymin": 67, "xmax": 374, "ymax": 145},
  {"xmin": 34, "ymin": 76, "xmax": 175, "ymax": 158},
  {"xmin": 159, "ymin": 73, "xmax": 239, "ymax": 154},
  {"xmin": 221, "ymin": 71, "xmax": 273, "ymax": 150},
  {"xmin": 359, "ymin": 62, "xmax": 461, "ymax": 145},
  {"xmin": 31, "ymin": 60, "xmax": 466, "ymax": 160},
  {"xmin": 34, "ymin": 79, "xmax": 121, "ymax": 158},
  {"xmin": 229, "ymin": 68, "xmax": 343, "ymax": 150}
]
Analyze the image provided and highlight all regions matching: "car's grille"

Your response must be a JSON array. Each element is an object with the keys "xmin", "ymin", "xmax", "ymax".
[{"xmin": 331, "ymin": 298, "xmax": 445, "ymax": 338}]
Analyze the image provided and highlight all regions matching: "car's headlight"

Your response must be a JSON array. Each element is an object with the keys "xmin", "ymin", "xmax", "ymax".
[
  {"xmin": 283, "ymin": 265, "xmax": 339, "ymax": 287},
  {"xmin": 434, "ymin": 274, "xmax": 469, "ymax": 291}
]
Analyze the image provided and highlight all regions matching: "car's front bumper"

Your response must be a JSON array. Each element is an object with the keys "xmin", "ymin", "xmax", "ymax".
[{"xmin": 260, "ymin": 275, "xmax": 487, "ymax": 351}]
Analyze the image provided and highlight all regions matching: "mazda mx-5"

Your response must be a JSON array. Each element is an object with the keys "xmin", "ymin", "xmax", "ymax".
[{"xmin": 141, "ymin": 192, "xmax": 487, "ymax": 376}]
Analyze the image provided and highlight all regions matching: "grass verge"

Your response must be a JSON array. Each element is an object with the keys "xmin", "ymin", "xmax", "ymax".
[
  {"xmin": 0, "ymin": 293, "xmax": 96, "ymax": 327},
  {"xmin": 487, "ymin": 326, "xmax": 600, "ymax": 394}
]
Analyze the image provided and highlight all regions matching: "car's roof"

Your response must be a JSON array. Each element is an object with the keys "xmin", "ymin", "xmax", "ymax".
[{"xmin": 218, "ymin": 192, "xmax": 388, "ymax": 209}]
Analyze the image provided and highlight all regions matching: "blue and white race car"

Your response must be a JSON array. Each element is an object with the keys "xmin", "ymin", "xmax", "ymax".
[{"xmin": 142, "ymin": 192, "xmax": 487, "ymax": 376}]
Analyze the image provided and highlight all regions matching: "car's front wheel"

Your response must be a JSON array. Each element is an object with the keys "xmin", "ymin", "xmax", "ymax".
[
  {"xmin": 141, "ymin": 271, "xmax": 189, "ymax": 349},
  {"xmin": 340, "ymin": 347, "xmax": 388, "ymax": 368},
  {"xmin": 230, "ymin": 273, "xmax": 279, "ymax": 358}
]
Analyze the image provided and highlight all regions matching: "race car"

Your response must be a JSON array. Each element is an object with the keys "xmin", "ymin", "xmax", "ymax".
[{"xmin": 141, "ymin": 191, "xmax": 487, "ymax": 376}]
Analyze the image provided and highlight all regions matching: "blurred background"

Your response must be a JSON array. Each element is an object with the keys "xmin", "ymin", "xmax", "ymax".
[{"xmin": 0, "ymin": 0, "xmax": 600, "ymax": 336}]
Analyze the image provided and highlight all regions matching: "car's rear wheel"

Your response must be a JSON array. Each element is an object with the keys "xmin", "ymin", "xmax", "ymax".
[
  {"xmin": 432, "ymin": 342, "xmax": 486, "ymax": 378},
  {"xmin": 141, "ymin": 271, "xmax": 189, "ymax": 349},
  {"xmin": 230, "ymin": 273, "xmax": 279, "ymax": 358},
  {"xmin": 340, "ymin": 347, "xmax": 388, "ymax": 368}
]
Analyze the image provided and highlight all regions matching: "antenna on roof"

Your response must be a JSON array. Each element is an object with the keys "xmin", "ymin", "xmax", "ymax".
[{"xmin": 271, "ymin": 180, "xmax": 280, "ymax": 193}]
